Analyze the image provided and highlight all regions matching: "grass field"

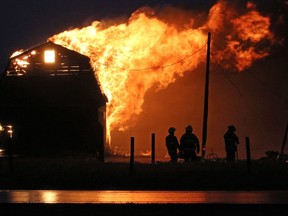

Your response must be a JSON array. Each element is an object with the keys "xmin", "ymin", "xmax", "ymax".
[{"xmin": 0, "ymin": 155, "xmax": 287, "ymax": 190}]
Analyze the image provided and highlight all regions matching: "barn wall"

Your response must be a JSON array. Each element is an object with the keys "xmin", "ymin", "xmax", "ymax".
[{"xmin": 0, "ymin": 70, "xmax": 106, "ymax": 158}]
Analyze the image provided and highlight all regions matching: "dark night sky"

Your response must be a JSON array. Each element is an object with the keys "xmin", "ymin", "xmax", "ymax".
[{"xmin": 0, "ymin": 0, "xmax": 287, "ymax": 160}]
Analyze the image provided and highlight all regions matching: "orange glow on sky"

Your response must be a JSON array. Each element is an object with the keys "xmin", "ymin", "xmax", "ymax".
[{"xmin": 47, "ymin": 1, "xmax": 275, "ymax": 158}]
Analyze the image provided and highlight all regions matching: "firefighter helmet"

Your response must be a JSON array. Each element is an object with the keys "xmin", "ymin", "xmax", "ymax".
[
  {"xmin": 185, "ymin": 124, "xmax": 193, "ymax": 132},
  {"xmin": 228, "ymin": 125, "xmax": 236, "ymax": 131},
  {"xmin": 168, "ymin": 127, "xmax": 176, "ymax": 133}
]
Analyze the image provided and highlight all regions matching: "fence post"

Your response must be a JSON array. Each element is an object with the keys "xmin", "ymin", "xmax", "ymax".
[
  {"xmin": 246, "ymin": 136, "xmax": 251, "ymax": 173},
  {"xmin": 130, "ymin": 137, "xmax": 135, "ymax": 172},
  {"xmin": 151, "ymin": 133, "xmax": 155, "ymax": 164}
]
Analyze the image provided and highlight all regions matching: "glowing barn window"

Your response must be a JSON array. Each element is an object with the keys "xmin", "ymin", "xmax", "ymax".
[{"xmin": 44, "ymin": 50, "xmax": 55, "ymax": 63}]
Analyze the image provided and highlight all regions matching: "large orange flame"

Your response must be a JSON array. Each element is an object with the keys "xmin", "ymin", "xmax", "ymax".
[
  {"xmin": 49, "ymin": 1, "xmax": 274, "ymax": 150},
  {"xmin": 208, "ymin": 1, "xmax": 274, "ymax": 71}
]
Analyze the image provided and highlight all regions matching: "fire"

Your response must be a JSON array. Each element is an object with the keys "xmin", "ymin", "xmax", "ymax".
[
  {"xmin": 9, "ymin": 50, "xmax": 38, "ymax": 76},
  {"xmin": 48, "ymin": 1, "xmax": 274, "ymax": 149},
  {"xmin": 209, "ymin": 1, "xmax": 274, "ymax": 71},
  {"xmin": 10, "ymin": 50, "xmax": 24, "ymax": 58},
  {"xmin": 50, "ymin": 10, "xmax": 207, "ymax": 146}
]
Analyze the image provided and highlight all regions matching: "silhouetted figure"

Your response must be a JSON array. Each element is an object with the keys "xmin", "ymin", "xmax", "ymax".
[
  {"xmin": 165, "ymin": 127, "xmax": 180, "ymax": 162},
  {"xmin": 179, "ymin": 124, "xmax": 200, "ymax": 162},
  {"xmin": 224, "ymin": 125, "xmax": 239, "ymax": 162}
]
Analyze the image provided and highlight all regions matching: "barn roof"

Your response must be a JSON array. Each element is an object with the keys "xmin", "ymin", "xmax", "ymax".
[
  {"xmin": 5, "ymin": 41, "xmax": 94, "ymax": 76},
  {"xmin": 0, "ymin": 41, "xmax": 107, "ymax": 107}
]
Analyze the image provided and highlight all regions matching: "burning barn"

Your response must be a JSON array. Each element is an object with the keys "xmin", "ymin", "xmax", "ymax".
[{"xmin": 0, "ymin": 41, "xmax": 107, "ymax": 160}]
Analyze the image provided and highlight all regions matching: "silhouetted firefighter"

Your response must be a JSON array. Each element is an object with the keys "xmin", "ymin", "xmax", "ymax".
[
  {"xmin": 224, "ymin": 125, "xmax": 239, "ymax": 162},
  {"xmin": 179, "ymin": 124, "xmax": 200, "ymax": 162},
  {"xmin": 165, "ymin": 127, "xmax": 180, "ymax": 162}
]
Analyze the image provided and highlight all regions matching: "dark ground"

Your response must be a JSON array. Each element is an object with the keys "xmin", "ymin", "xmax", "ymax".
[
  {"xmin": 0, "ymin": 155, "xmax": 287, "ymax": 190},
  {"xmin": 1, "ymin": 156, "xmax": 288, "ymax": 215},
  {"xmin": 1, "ymin": 203, "xmax": 288, "ymax": 216}
]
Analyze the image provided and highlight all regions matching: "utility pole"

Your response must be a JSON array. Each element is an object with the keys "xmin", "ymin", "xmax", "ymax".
[
  {"xmin": 280, "ymin": 122, "xmax": 288, "ymax": 155},
  {"xmin": 201, "ymin": 32, "xmax": 211, "ymax": 158}
]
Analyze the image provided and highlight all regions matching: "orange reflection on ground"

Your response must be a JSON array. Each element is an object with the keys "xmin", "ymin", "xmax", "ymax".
[{"xmin": 2, "ymin": 190, "xmax": 288, "ymax": 204}]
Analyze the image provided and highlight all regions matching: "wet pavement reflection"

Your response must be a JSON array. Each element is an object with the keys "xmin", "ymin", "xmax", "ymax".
[{"xmin": 0, "ymin": 190, "xmax": 287, "ymax": 204}]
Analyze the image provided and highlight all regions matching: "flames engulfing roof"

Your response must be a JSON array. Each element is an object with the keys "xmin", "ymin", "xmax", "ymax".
[{"xmin": 7, "ymin": 41, "xmax": 92, "ymax": 76}]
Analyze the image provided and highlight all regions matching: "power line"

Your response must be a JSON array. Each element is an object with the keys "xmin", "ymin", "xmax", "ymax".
[
  {"xmin": 246, "ymin": 69, "xmax": 288, "ymax": 104},
  {"xmin": 210, "ymin": 52, "xmax": 243, "ymax": 97},
  {"xmin": 211, "ymin": 42, "xmax": 287, "ymax": 104},
  {"xmin": 101, "ymin": 43, "xmax": 206, "ymax": 71}
]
